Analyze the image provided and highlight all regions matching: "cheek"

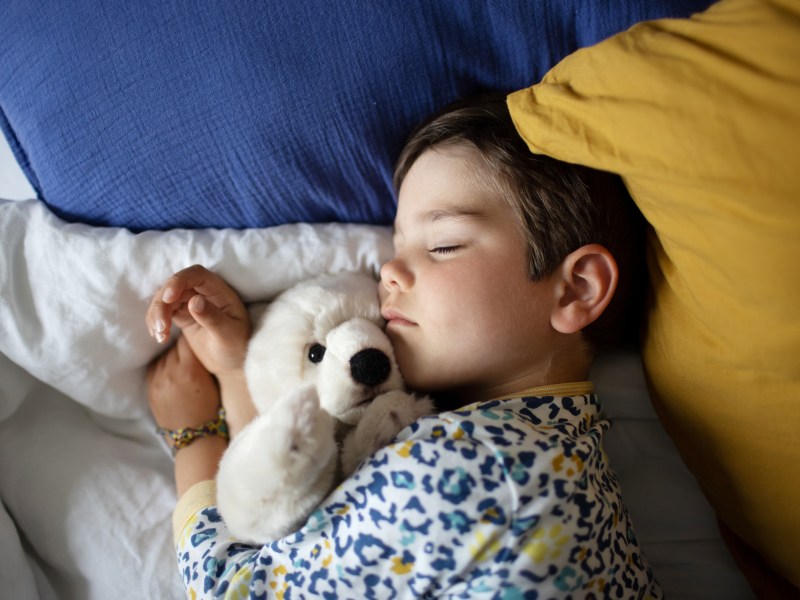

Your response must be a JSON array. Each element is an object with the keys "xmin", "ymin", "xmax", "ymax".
[
  {"xmin": 450, "ymin": 272, "xmax": 543, "ymax": 345},
  {"xmin": 425, "ymin": 262, "xmax": 482, "ymax": 304}
]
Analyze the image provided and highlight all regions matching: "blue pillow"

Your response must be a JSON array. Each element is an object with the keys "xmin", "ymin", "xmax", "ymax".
[{"xmin": 0, "ymin": 0, "xmax": 712, "ymax": 230}]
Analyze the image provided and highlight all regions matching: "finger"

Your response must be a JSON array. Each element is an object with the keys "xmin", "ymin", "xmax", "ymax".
[
  {"xmin": 160, "ymin": 268, "xmax": 199, "ymax": 305},
  {"xmin": 161, "ymin": 265, "xmax": 228, "ymax": 305},
  {"xmin": 173, "ymin": 334, "xmax": 189, "ymax": 361},
  {"xmin": 147, "ymin": 297, "xmax": 204, "ymax": 342},
  {"xmin": 149, "ymin": 265, "xmax": 247, "ymax": 342},
  {"xmin": 188, "ymin": 294, "xmax": 248, "ymax": 345},
  {"xmin": 146, "ymin": 285, "xmax": 187, "ymax": 342},
  {"xmin": 171, "ymin": 297, "xmax": 200, "ymax": 330},
  {"xmin": 146, "ymin": 268, "xmax": 205, "ymax": 341},
  {"xmin": 146, "ymin": 298, "xmax": 173, "ymax": 343},
  {"xmin": 166, "ymin": 265, "xmax": 248, "ymax": 320},
  {"xmin": 187, "ymin": 294, "xmax": 227, "ymax": 336}
]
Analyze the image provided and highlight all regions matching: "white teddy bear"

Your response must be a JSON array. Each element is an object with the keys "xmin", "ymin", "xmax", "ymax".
[{"xmin": 216, "ymin": 271, "xmax": 433, "ymax": 545}]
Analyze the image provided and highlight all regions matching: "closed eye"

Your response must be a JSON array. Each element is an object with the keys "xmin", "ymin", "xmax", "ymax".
[{"xmin": 429, "ymin": 246, "xmax": 461, "ymax": 255}]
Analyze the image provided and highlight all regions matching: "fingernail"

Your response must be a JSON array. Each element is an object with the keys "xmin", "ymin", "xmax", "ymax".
[
  {"xmin": 154, "ymin": 319, "xmax": 166, "ymax": 333},
  {"xmin": 156, "ymin": 332, "xmax": 167, "ymax": 344},
  {"xmin": 162, "ymin": 288, "xmax": 176, "ymax": 303}
]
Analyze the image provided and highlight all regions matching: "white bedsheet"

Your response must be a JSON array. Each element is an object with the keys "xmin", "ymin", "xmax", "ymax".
[{"xmin": 0, "ymin": 196, "xmax": 752, "ymax": 598}]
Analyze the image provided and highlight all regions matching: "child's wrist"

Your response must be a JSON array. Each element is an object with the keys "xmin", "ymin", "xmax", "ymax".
[
  {"xmin": 174, "ymin": 435, "xmax": 227, "ymax": 498},
  {"xmin": 157, "ymin": 407, "xmax": 229, "ymax": 456},
  {"xmin": 216, "ymin": 369, "xmax": 247, "ymax": 388},
  {"xmin": 217, "ymin": 372, "xmax": 257, "ymax": 438}
]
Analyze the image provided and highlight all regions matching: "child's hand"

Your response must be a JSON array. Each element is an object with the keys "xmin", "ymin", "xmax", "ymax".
[
  {"xmin": 147, "ymin": 335, "xmax": 220, "ymax": 432},
  {"xmin": 148, "ymin": 335, "xmax": 228, "ymax": 496},
  {"xmin": 146, "ymin": 265, "xmax": 251, "ymax": 379}
]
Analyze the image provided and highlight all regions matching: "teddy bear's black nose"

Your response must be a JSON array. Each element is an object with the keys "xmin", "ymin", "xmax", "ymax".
[{"xmin": 350, "ymin": 348, "xmax": 391, "ymax": 387}]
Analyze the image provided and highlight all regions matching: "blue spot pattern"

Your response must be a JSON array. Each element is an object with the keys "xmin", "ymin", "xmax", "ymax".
[{"xmin": 176, "ymin": 393, "xmax": 662, "ymax": 598}]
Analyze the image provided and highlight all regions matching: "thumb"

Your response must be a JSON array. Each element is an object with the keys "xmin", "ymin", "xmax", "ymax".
[{"xmin": 187, "ymin": 294, "xmax": 229, "ymax": 336}]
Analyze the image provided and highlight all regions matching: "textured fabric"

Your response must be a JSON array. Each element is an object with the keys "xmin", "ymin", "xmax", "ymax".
[
  {"xmin": 0, "ymin": 0, "xmax": 711, "ymax": 231},
  {"xmin": 0, "ymin": 199, "xmax": 391, "ymax": 420},
  {"xmin": 507, "ymin": 0, "xmax": 800, "ymax": 587},
  {"xmin": 174, "ymin": 391, "xmax": 661, "ymax": 598}
]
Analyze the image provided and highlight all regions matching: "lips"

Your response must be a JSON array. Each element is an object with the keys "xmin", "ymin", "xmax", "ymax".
[{"xmin": 381, "ymin": 306, "xmax": 416, "ymax": 327}]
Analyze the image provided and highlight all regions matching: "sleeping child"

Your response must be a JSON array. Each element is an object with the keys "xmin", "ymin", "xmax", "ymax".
[{"xmin": 145, "ymin": 92, "xmax": 659, "ymax": 597}]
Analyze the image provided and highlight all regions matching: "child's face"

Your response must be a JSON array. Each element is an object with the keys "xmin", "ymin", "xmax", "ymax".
[{"xmin": 379, "ymin": 147, "xmax": 564, "ymax": 402}]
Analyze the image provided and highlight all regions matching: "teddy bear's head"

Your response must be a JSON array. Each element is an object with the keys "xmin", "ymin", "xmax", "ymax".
[{"xmin": 245, "ymin": 271, "xmax": 404, "ymax": 425}]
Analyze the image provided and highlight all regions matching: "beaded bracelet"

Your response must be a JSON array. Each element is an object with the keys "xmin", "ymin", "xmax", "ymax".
[{"xmin": 157, "ymin": 407, "xmax": 229, "ymax": 456}]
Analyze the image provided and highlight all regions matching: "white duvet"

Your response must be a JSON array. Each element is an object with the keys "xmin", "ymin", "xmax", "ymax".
[{"xmin": 0, "ymin": 198, "xmax": 750, "ymax": 598}]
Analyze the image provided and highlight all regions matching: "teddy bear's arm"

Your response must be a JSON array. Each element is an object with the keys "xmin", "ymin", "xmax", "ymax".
[{"xmin": 216, "ymin": 386, "xmax": 338, "ymax": 544}]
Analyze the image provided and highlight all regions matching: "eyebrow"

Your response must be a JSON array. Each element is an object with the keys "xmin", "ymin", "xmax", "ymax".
[
  {"xmin": 392, "ymin": 206, "xmax": 486, "ymax": 238},
  {"xmin": 417, "ymin": 207, "xmax": 485, "ymax": 224}
]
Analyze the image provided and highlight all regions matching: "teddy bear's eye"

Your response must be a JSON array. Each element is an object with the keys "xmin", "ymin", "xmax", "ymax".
[{"xmin": 308, "ymin": 343, "xmax": 326, "ymax": 364}]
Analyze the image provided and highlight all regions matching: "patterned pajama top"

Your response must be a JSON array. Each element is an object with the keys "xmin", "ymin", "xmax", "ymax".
[{"xmin": 172, "ymin": 382, "xmax": 661, "ymax": 599}]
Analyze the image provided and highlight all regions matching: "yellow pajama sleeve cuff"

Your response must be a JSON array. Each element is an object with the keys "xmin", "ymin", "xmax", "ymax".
[{"xmin": 172, "ymin": 479, "xmax": 218, "ymax": 546}]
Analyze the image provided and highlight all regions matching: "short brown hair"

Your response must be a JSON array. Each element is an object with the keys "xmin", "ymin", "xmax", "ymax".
[{"xmin": 394, "ymin": 92, "xmax": 646, "ymax": 352}]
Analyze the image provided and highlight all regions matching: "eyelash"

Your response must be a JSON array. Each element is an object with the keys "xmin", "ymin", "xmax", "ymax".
[{"xmin": 430, "ymin": 246, "xmax": 461, "ymax": 255}]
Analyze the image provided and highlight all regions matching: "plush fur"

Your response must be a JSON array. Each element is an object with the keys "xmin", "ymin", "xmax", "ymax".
[{"xmin": 216, "ymin": 271, "xmax": 432, "ymax": 544}]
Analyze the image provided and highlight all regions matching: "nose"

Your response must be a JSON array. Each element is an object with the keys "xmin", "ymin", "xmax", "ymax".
[
  {"xmin": 380, "ymin": 257, "xmax": 412, "ymax": 291},
  {"xmin": 350, "ymin": 348, "xmax": 391, "ymax": 387}
]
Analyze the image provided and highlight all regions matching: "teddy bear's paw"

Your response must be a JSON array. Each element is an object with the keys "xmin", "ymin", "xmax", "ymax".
[
  {"xmin": 268, "ymin": 387, "xmax": 337, "ymax": 487},
  {"xmin": 342, "ymin": 391, "xmax": 433, "ymax": 474},
  {"xmin": 369, "ymin": 390, "xmax": 434, "ymax": 435},
  {"xmin": 216, "ymin": 404, "xmax": 337, "ymax": 544}
]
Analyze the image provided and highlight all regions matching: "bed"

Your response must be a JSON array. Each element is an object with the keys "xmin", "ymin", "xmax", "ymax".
[{"xmin": 2, "ymin": 1, "xmax": 797, "ymax": 598}]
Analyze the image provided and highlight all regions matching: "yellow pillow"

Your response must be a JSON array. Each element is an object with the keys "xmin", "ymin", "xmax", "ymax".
[{"xmin": 508, "ymin": 0, "xmax": 800, "ymax": 587}]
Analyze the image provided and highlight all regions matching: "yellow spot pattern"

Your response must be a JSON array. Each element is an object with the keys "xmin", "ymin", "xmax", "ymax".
[
  {"xmin": 551, "ymin": 453, "xmax": 584, "ymax": 477},
  {"xmin": 481, "ymin": 506, "xmax": 500, "ymax": 523},
  {"xmin": 273, "ymin": 565, "xmax": 287, "ymax": 577},
  {"xmin": 269, "ymin": 578, "xmax": 290, "ymax": 599},
  {"xmin": 225, "ymin": 565, "xmax": 254, "ymax": 600},
  {"xmin": 523, "ymin": 525, "xmax": 571, "ymax": 564},
  {"xmin": 469, "ymin": 529, "xmax": 503, "ymax": 563},
  {"xmin": 396, "ymin": 441, "xmax": 415, "ymax": 457},
  {"xmin": 178, "ymin": 513, "xmax": 200, "ymax": 548},
  {"xmin": 267, "ymin": 564, "xmax": 292, "ymax": 598},
  {"xmin": 390, "ymin": 555, "xmax": 415, "ymax": 574},
  {"xmin": 321, "ymin": 539, "xmax": 333, "ymax": 567}
]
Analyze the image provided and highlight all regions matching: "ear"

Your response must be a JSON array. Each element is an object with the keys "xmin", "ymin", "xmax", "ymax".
[{"xmin": 550, "ymin": 244, "xmax": 618, "ymax": 335}]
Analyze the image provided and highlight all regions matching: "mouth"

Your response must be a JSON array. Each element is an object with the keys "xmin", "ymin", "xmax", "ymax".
[
  {"xmin": 337, "ymin": 395, "xmax": 376, "ymax": 425},
  {"xmin": 381, "ymin": 307, "xmax": 416, "ymax": 327},
  {"xmin": 354, "ymin": 382, "xmax": 390, "ymax": 408},
  {"xmin": 357, "ymin": 395, "xmax": 375, "ymax": 407}
]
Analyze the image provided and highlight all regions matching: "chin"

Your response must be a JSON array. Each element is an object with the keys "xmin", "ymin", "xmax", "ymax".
[
  {"xmin": 398, "ymin": 367, "xmax": 449, "ymax": 396},
  {"xmin": 394, "ymin": 364, "xmax": 430, "ymax": 394},
  {"xmin": 393, "ymin": 345, "xmax": 462, "ymax": 396}
]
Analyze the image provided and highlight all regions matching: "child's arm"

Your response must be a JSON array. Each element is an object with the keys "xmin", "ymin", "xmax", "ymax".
[
  {"xmin": 169, "ymin": 417, "xmax": 505, "ymax": 598},
  {"xmin": 169, "ymin": 404, "xmax": 653, "ymax": 599},
  {"xmin": 147, "ymin": 335, "xmax": 227, "ymax": 497},
  {"xmin": 146, "ymin": 264, "xmax": 256, "ymax": 436}
]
